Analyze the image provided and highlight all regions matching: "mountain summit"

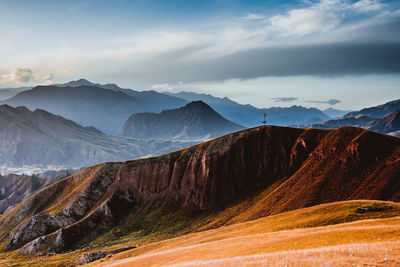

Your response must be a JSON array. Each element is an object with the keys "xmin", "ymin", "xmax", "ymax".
[{"xmin": 120, "ymin": 101, "xmax": 244, "ymax": 140}]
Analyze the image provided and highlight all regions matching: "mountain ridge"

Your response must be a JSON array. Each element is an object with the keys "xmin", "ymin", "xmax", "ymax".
[
  {"xmin": 2, "ymin": 85, "xmax": 144, "ymax": 135},
  {"xmin": 0, "ymin": 104, "xmax": 195, "ymax": 167},
  {"xmin": 305, "ymin": 109, "xmax": 400, "ymax": 136},
  {"xmin": 167, "ymin": 91, "xmax": 330, "ymax": 126},
  {"xmin": 344, "ymin": 99, "xmax": 400, "ymax": 119},
  {"xmin": 0, "ymin": 125, "xmax": 398, "ymax": 254}
]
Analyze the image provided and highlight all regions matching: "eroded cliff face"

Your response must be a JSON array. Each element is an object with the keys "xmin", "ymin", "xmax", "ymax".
[{"xmin": 0, "ymin": 126, "xmax": 399, "ymax": 255}]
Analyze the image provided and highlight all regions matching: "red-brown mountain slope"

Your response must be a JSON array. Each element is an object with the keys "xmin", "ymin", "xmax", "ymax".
[{"xmin": 0, "ymin": 126, "xmax": 398, "ymax": 255}]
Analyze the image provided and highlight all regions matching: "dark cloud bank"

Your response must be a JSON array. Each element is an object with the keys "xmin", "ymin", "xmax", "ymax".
[{"xmin": 123, "ymin": 42, "xmax": 400, "ymax": 83}]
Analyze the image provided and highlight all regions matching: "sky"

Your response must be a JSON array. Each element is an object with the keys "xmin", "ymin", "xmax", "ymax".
[{"xmin": 0, "ymin": 0, "xmax": 399, "ymax": 110}]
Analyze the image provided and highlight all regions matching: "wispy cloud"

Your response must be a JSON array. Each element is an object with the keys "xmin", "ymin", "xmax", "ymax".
[
  {"xmin": 351, "ymin": 0, "xmax": 384, "ymax": 13},
  {"xmin": 306, "ymin": 99, "xmax": 341, "ymax": 105},
  {"xmin": 271, "ymin": 97, "xmax": 298, "ymax": 103},
  {"xmin": 243, "ymin": 13, "xmax": 265, "ymax": 20}
]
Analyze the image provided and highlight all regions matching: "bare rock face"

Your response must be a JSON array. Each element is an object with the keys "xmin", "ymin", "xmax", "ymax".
[
  {"xmin": 76, "ymin": 246, "xmax": 136, "ymax": 265},
  {"xmin": 0, "ymin": 126, "xmax": 399, "ymax": 254}
]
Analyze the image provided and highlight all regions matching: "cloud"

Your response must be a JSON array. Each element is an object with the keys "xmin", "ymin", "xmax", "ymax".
[
  {"xmin": 306, "ymin": 99, "xmax": 341, "ymax": 105},
  {"xmin": 3, "ymin": 0, "xmax": 397, "ymax": 87},
  {"xmin": 151, "ymin": 81, "xmax": 185, "ymax": 91},
  {"xmin": 0, "ymin": 68, "xmax": 34, "ymax": 84},
  {"xmin": 42, "ymin": 73, "xmax": 54, "ymax": 81},
  {"xmin": 271, "ymin": 97, "xmax": 298, "ymax": 103},
  {"xmin": 269, "ymin": 0, "xmax": 343, "ymax": 35},
  {"xmin": 41, "ymin": 73, "xmax": 54, "ymax": 85},
  {"xmin": 243, "ymin": 13, "xmax": 265, "ymax": 20},
  {"xmin": 351, "ymin": 0, "xmax": 384, "ymax": 13},
  {"xmin": 151, "ymin": 83, "xmax": 173, "ymax": 91},
  {"xmin": 268, "ymin": 0, "xmax": 387, "ymax": 36}
]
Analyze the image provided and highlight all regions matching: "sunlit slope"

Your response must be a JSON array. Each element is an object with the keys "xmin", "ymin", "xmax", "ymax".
[{"xmin": 95, "ymin": 200, "xmax": 400, "ymax": 266}]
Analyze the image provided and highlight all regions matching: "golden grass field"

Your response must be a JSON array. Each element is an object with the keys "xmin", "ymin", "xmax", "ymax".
[
  {"xmin": 0, "ymin": 200, "xmax": 399, "ymax": 266},
  {"xmin": 92, "ymin": 200, "xmax": 400, "ymax": 267}
]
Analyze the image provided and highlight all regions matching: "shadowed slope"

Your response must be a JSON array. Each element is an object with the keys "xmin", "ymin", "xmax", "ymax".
[{"xmin": 0, "ymin": 126, "xmax": 398, "ymax": 255}]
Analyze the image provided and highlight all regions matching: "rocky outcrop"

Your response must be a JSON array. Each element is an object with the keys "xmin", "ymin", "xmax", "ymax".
[
  {"xmin": 76, "ymin": 246, "xmax": 136, "ymax": 264},
  {"xmin": 0, "ymin": 126, "xmax": 399, "ymax": 254}
]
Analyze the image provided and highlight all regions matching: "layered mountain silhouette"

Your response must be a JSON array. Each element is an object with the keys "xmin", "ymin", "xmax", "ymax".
[
  {"xmin": 59, "ymin": 79, "xmax": 188, "ymax": 113},
  {"xmin": 344, "ymin": 99, "xmax": 400, "ymax": 119},
  {"xmin": 1, "ymin": 125, "xmax": 398, "ymax": 254},
  {"xmin": 0, "ymin": 87, "xmax": 31, "ymax": 101},
  {"xmin": 120, "ymin": 101, "xmax": 244, "ymax": 140},
  {"xmin": 306, "ymin": 115, "xmax": 375, "ymax": 130},
  {"xmin": 0, "ymin": 105, "xmax": 193, "ymax": 167},
  {"xmin": 2, "ymin": 85, "xmax": 145, "ymax": 135},
  {"xmin": 2, "ymin": 80, "xmax": 331, "ymax": 135},
  {"xmin": 323, "ymin": 107, "xmax": 352, "ymax": 118},
  {"xmin": 364, "ymin": 110, "xmax": 400, "ymax": 136},
  {"xmin": 167, "ymin": 91, "xmax": 330, "ymax": 126},
  {"xmin": 306, "ymin": 110, "xmax": 400, "ymax": 136}
]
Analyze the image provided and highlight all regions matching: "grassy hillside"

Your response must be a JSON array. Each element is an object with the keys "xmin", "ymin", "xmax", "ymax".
[
  {"xmin": 98, "ymin": 200, "xmax": 400, "ymax": 266},
  {"xmin": 0, "ymin": 200, "xmax": 399, "ymax": 266}
]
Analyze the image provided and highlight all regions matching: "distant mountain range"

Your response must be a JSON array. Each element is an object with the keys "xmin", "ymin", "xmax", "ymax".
[
  {"xmin": 323, "ymin": 107, "xmax": 353, "ymax": 118},
  {"xmin": 59, "ymin": 79, "xmax": 189, "ymax": 114},
  {"xmin": 344, "ymin": 99, "xmax": 400, "ymax": 119},
  {"xmin": 305, "ymin": 100, "xmax": 400, "ymax": 137},
  {"xmin": 121, "ymin": 101, "xmax": 244, "ymax": 140},
  {"xmin": 1, "ymin": 79, "xmax": 398, "ymax": 139},
  {"xmin": 167, "ymin": 91, "xmax": 331, "ymax": 126},
  {"xmin": 2, "ymin": 125, "xmax": 399, "ymax": 254},
  {"xmin": 364, "ymin": 110, "xmax": 400, "ymax": 136},
  {"xmin": 0, "ymin": 105, "xmax": 194, "ymax": 167},
  {"xmin": 0, "ymin": 87, "xmax": 31, "ymax": 101},
  {"xmin": 2, "ymin": 85, "xmax": 145, "ymax": 135},
  {"xmin": 1, "ymin": 79, "xmax": 334, "ymax": 135}
]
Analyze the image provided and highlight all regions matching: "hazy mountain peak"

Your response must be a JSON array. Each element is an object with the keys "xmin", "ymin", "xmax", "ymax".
[
  {"xmin": 121, "ymin": 101, "xmax": 243, "ymax": 140},
  {"xmin": 181, "ymin": 100, "xmax": 213, "ymax": 111},
  {"xmin": 59, "ymin": 79, "xmax": 122, "ymax": 91}
]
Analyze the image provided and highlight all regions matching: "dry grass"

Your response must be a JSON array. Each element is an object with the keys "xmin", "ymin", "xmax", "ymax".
[
  {"xmin": 0, "ymin": 200, "xmax": 399, "ymax": 266},
  {"xmin": 164, "ymin": 241, "xmax": 400, "ymax": 267},
  {"xmin": 95, "ymin": 203, "xmax": 400, "ymax": 266}
]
